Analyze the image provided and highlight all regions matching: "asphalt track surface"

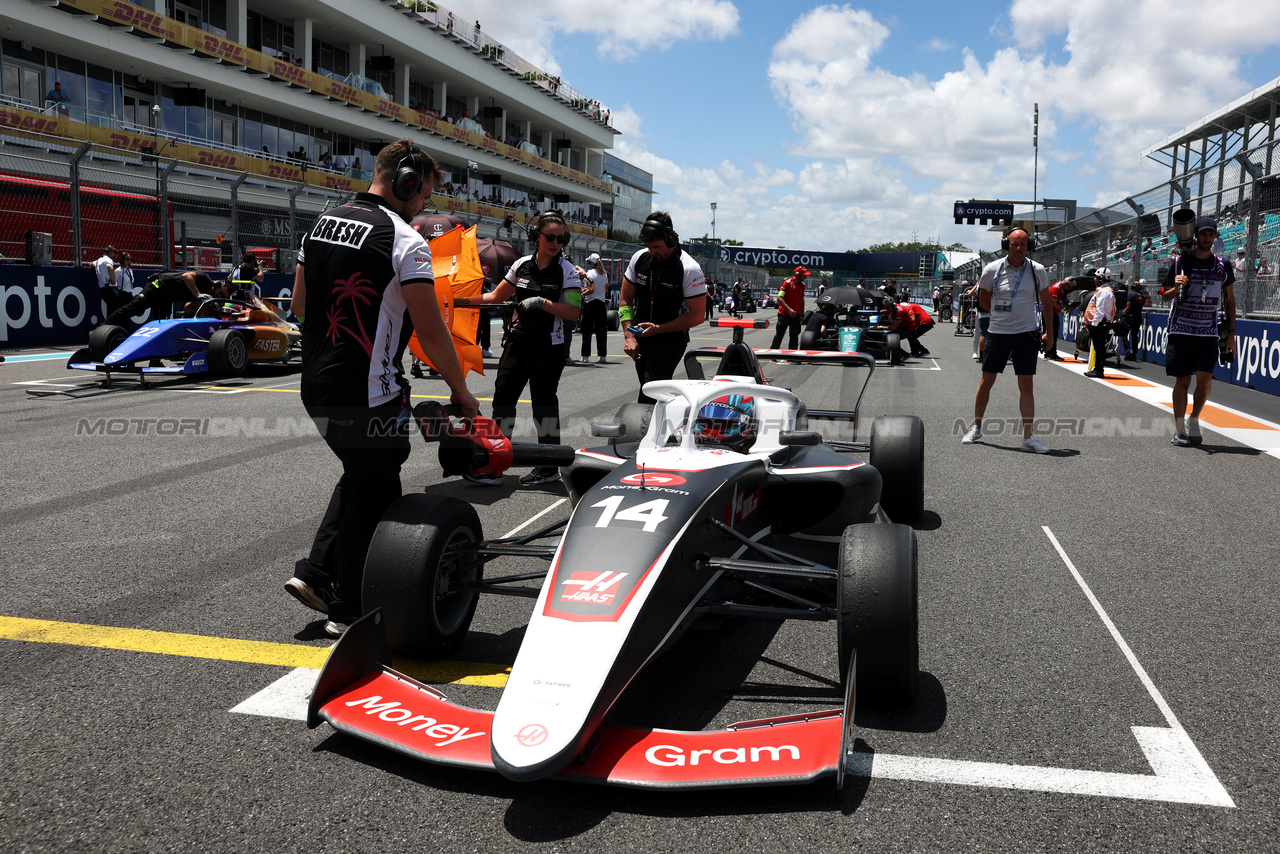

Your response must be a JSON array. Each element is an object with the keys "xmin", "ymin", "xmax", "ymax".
[{"xmin": 2, "ymin": 316, "xmax": 1279, "ymax": 852}]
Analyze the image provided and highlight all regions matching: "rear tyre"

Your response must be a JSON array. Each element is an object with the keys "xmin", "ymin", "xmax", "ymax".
[
  {"xmin": 836, "ymin": 523, "xmax": 918, "ymax": 706},
  {"xmin": 363, "ymin": 494, "xmax": 483, "ymax": 658},
  {"xmin": 89, "ymin": 325, "xmax": 127, "ymax": 362},
  {"xmin": 870, "ymin": 415, "xmax": 924, "ymax": 524},
  {"xmin": 208, "ymin": 329, "xmax": 248, "ymax": 377},
  {"xmin": 887, "ymin": 332, "xmax": 903, "ymax": 365},
  {"xmin": 799, "ymin": 329, "xmax": 820, "ymax": 351},
  {"xmin": 606, "ymin": 309, "xmax": 619, "ymax": 332}
]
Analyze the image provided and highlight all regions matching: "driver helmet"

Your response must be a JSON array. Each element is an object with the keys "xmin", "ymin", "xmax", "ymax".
[{"xmin": 693, "ymin": 394, "xmax": 756, "ymax": 452}]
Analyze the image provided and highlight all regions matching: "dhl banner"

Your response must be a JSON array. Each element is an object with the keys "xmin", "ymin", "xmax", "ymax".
[{"xmin": 56, "ymin": 0, "xmax": 612, "ymax": 201}]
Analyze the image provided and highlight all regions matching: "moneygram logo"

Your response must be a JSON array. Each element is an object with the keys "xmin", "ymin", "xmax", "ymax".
[{"xmin": 620, "ymin": 472, "xmax": 686, "ymax": 486}]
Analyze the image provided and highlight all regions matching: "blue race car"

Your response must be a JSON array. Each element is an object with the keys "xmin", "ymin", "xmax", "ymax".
[{"xmin": 69, "ymin": 297, "xmax": 300, "ymax": 386}]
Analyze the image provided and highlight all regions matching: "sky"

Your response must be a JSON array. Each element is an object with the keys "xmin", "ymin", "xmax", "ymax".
[{"xmin": 455, "ymin": 0, "xmax": 1280, "ymax": 255}]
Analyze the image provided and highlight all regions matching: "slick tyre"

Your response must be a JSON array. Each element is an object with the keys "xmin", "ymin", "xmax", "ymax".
[
  {"xmin": 606, "ymin": 309, "xmax": 619, "ymax": 332},
  {"xmin": 836, "ymin": 522, "xmax": 918, "ymax": 706},
  {"xmin": 208, "ymin": 329, "xmax": 248, "ymax": 377},
  {"xmin": 799, "ymin": 329, "xmax": 820, "ymax": 351},
  {"xmin": 89, "ymin": 324, "xmax": 127, "ymax": 362},
  {"xmin": 886, "ymin": 332, "xmax": 903, "ymax": 365},
  {"xmin": 869, "ymin": 415, "xmax": 925, "ymax": 524},
  {"xmin": 363, "ymin": 494, "xmax": 483, "ymax": 658}
]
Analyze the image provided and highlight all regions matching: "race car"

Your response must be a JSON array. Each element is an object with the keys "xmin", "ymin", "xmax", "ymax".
[
  {"xmin": 797, "ymin": 285, "xmax": 909, "ymax": 364},
  {"xmin": 309, "ymin": 318, "xmax": 924, "ymax": 790},
  {"xmin": 68, "ymin": 296, "xmax": 300, "ymax": 386}
]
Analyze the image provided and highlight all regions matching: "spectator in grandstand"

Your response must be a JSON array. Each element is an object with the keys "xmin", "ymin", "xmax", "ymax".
[
  {"xmin": 1159, "ymin": 216, "xmax": 1235, "ymax": 446},
  {"xmin": 333, "ymin": 152, "xmax": 348, "ymax": 171},
  {"xmin": 1234, "ymin": 248, "xmax": 1248, "ymax": 275},
  {"xmin": 621, "ymin": 212, "xmax": 708, "ymax": 403},
  {"xmin": 962, "ymin": 227, "xmax": 1053, "ymax": 454},
  {"xmin": 579, "ymin": 253, "xmax": 610, "ymax": 363},
  {"xmin": 1258, "ymin": 256, "xmax": 1271, "ymax": 276},
  {"xmin": 771, "ymin": 266, "xmax": 808, "ymax": 350},
  {"xmin": 46, "ymin": 81, "xmax": 70, "ymax": 115}
]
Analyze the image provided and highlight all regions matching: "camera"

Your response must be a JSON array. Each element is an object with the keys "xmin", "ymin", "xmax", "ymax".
[
  {"xmin": 1218, "ymin": 319, "xmax": 1235, "ymax": 365},
  {"xmin": 1171, "ymin": 209, "xmax": 1197, "ymax": 302}
]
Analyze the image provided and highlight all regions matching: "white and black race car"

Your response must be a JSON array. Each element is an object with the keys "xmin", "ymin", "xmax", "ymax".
[{"xmin": 308, "ymin": 318, "xmax": 923, "ymax": 789}]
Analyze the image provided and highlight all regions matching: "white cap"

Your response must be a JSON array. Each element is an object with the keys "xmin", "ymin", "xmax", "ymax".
[{"xmin": 586, "ymin": 252, "xmax": 600, "ymax": 264}]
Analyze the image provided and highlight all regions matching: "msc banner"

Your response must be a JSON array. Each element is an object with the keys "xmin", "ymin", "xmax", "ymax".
[
  {"xmin": 1059, "ymin": 311, "xmax": 1280, "ymax": 396},
  {"xmin": 0, "ymin": 266, "xmax": 296, "ymax": 350}
]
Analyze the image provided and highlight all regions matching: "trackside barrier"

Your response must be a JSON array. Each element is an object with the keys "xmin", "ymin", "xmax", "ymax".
[
  {"xmin": 0, "ymin": 266, "xmax": 295, "ymax": 350},
  {"xmin": 1058, "ymin": 311, "xmax": 1280, "ymax": 396}
]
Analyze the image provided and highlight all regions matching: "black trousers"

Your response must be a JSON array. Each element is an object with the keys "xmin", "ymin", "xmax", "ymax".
[
  {"xmin": 477, "ymin": 308, "xmax": 491, "ymax": 350},
  {"xmin": 296, "ymin": 397, "xmax": 412, "ymax": 623},
  {"xmin": 492, "ymin": 339, "xmax": 565, "ymax": 444},
  {"xmin": 100, "ymin": 287, "xmax": 132, "ymax": 320},
  {"xmin": 907, "ymin": 320, "xmax": 935, "ymax": 354},
  {"xmin": 771, "ymin": 314, "xmax": 804, "ymax": 349},
  {"xmin": 634, "ymin": 333, "xmax": 687, "ymax": 404},
  {"xmin": 578, "ymin": 299, "xmax": 608, "ymax": 359},
  {"xmin": 104, "ymin": 285, "xmax": 182, "ymax": 328},
  {"xmin": 1087, "ymin": 322, "xmax": 1111, "ymax": 371},
  {"xmin": 1125, "ymin": 315, "xmax": 1142, "ymax": 357}
]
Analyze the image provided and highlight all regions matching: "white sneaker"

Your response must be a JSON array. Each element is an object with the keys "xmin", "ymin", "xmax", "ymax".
[
  {"xmin": 323, "ymin": 619, "xmax": 350, "ymax": 637},
  {"xmin": 1021, "ymin": 435, "xmax": 1050, "ymax": 454},
  {"xmin": 481, "ymin": 348, "xmax": 494, "ymax": 358},
  {"xmin": 1187, "ymin": 417, "xmax": 1202, "ymax": 445},
  {"xmin": 961, "ymin": 424, "xmax": 982, "ymax": 444},
  {"xmin": 971, "ymin": 353, "xmax": 980, "ymax": 361},
  {"xmin": 597, "ymin": 356, "xmax": 607, "ymax": 364}
]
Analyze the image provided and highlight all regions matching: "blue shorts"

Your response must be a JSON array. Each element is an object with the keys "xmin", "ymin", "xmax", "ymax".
[{"xmin": 981, "ymin": 331, "xmax": 1040, "ymax": 375}]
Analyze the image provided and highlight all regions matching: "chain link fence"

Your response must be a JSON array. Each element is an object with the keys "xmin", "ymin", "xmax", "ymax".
[{"xmin": 1035, "ymin": 139, "xmax": 1280, "ymax": 318}]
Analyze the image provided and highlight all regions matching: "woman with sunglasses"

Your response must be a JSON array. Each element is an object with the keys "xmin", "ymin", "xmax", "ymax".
[{"xmin": 455, "ymin": 209, "xmax": 582, "ymax": 485}]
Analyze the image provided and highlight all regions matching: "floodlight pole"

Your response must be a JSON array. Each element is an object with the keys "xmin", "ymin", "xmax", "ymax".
[
  {"xmin": 711, "ymin": 201, "xmax": 717, "ymax": 242},
  {"xmin": 1033, "ymin": 104, "xmax": 1039, "ymax": 221}
]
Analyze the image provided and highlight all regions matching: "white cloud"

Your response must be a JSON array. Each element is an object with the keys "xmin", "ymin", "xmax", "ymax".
[
  {"xmin": 459, "ymin": 0, "xmax": 739, "ymax": 62},
  {"xmin": 925, "ymin": 37, "xmax": 952, "ymax": 52}
]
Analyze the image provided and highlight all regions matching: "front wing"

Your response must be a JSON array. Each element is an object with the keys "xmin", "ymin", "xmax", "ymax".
[{"xmin": 309, "ymin": 611, "xmax": 854, "ymax": 789}]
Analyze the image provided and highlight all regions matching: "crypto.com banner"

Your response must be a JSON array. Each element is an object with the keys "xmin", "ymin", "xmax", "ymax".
[{"xmin": 1059, "ymin": 311, "xmax": 1280, "ymax": 396}]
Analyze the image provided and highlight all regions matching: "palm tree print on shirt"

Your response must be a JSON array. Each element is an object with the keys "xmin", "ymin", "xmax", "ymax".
[{"xmin": 325, "ymin": 272, "xmax": 378, "ymax": 356}]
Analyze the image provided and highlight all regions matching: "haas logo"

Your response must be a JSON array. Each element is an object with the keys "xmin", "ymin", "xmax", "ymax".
[
  {"xmin": 560, "ymin": 571, "xmax": 624, "ymax": 604},
  {"xmin": 726, "ymin": 484, "xmax": 762, "ymax": 526}
]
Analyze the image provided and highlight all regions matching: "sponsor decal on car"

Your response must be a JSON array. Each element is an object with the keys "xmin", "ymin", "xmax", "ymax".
[
  {"xmin": 620, "ymin": 471, "xmax": 686, "ymax": 487},
  {"xmin": 560, "ymin": 570, "xmax": 625, "ymax": 604},
  {"xmin": 645, "ymin": 743, "xmax": 801, "ymax": 767},
  {"xmin": 342, "ymin": 694, "xmax": 486, "ymax": 747},
  {"xmin": 725, "ymin": 482, "xmax": 762, "ymax": 526}
]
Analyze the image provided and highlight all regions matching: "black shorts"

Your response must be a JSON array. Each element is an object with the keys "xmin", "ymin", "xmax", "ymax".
[
  {"xmin": 1165, "ymin": 334, "xmax": 1217, "ymax": 377},
  {"xmin": 981, "ymin": 331, "xmax": 1040, "ymax": 375}
]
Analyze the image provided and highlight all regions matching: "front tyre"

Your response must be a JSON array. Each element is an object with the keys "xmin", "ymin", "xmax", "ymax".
[
  {"xmin": 89, "ymin": 324, "xmax": 127, "ymax": 362},
  {"xmin": 836, "ymin": 523, "xmax": 918, "ymax": 706},
  {"xmin": 363, "ymin": 495, "xmax": 483, "ymax": 658},
  {"xmin": 208, "ymin": 329, "xmax": 248, "ymax": 376},
  {"xmin": 869, "ymin": 415, "xmax": 925, "ymax": 524}
]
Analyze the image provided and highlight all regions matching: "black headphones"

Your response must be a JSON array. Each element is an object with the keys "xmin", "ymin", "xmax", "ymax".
[
  {"xmin": 1001, "ymin": 226, "xmax": 1037, "ymax": 252},
  {"xmin": 527, "ymin": 209, "xmax": 565, "ymax": 242},
  {"xmin": 642, "ymin": 217, "xmax": 678, "ymax": 248},
  {"xmin": 392, "ymin": 144, "xmax": 427, "ymax": 202}
]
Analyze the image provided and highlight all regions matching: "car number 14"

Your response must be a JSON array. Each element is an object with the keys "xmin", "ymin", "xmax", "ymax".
[{"xmin": 590, "ymin": 496, "xmax": 670, "ymax": 533}]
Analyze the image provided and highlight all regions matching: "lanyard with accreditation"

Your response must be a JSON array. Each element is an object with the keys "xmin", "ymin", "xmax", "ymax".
[{"xmin": 990, "ymin": 262, "xmax": 1027, "ymax": 312}]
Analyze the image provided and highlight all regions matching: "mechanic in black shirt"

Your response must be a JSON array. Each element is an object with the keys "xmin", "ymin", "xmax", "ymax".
[
  {"xmin": 455, "ymin": 209, "xmax": 582, "ymax": 486},
  {"xmin": 620, "ymin": 212, "xmax": 708, "ymax": 404},
  {"xmin": 284, "ymin": 139, "xmax": 480, "ymax": 636},
  {"xmin": 102, "ymin": 270, "xmax": 216, "ymax": 328},
  {"xmin": 1122, "ymin": 281, "xmax": 1147, "ymax": 360}
]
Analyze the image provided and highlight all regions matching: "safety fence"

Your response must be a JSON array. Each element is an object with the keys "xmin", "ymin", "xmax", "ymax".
[{"xmin": 1033, "ymin": 137, "xmax": 1280, "ymax": 319}]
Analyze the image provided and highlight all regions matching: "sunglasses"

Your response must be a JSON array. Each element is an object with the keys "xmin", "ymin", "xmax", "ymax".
[{"xmin": 541, "ymin": 231, "xmax": 570, "ymax": 245}]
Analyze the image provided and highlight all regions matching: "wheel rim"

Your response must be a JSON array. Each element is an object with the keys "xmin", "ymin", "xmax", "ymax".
[
  {"xmin": 432, "ymin": 528, "xmax": 480, "ymax": 634},
  {"xmin": 228, "ymin": 335, "xmax": 246, "ymax": 369}
]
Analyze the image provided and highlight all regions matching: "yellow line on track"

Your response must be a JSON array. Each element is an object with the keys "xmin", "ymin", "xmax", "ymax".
[{"xmin": 0, "ymin": 616, "xmax": 510, "ymax": 687}]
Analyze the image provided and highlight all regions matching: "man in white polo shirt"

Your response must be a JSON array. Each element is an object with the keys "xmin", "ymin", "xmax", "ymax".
[
  {"xmin": 1082, "ymin": 267, "xmax": 1116, "ymax": 379},
  {"xmin": 962, "ymin": 227, "xmax": 1053, "ymax": 453}
]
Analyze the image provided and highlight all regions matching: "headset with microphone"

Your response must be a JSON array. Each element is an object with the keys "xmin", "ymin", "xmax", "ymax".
[
  {"xmin": 642, "ymin": 216, "xmax": 678, "ymax": 249},
  {"xmin": 392, "ymin": 143, "xmax": 428, "ymax": 202}
]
